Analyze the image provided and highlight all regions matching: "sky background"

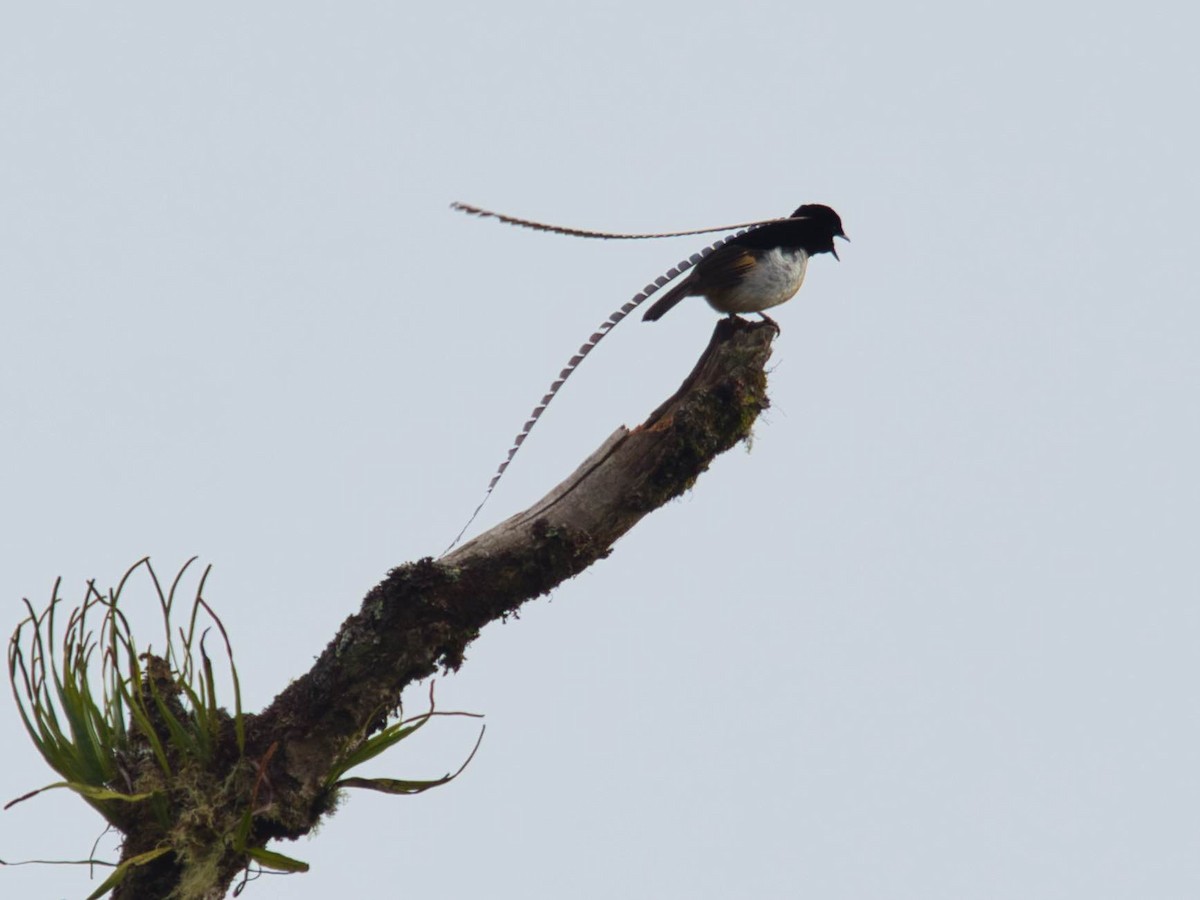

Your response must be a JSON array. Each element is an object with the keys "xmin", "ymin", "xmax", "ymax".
[{"xmin": 3, "ymin": 3, "xmax": 1198, "ymax": 898}]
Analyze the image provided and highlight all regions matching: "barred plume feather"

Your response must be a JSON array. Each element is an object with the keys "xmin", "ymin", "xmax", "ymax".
[
  {"xmin": 449, "ymin": 201, "xmax": 803, "ymax": 241},
  {"xmin": 444, "ymin": 225, "xmax": 756, "ymax": 554}
]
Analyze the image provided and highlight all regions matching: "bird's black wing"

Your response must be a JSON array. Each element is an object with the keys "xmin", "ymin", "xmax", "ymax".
[{"xmin": 688, "ymin": 240, "xmax": 760, "ymax": 293}]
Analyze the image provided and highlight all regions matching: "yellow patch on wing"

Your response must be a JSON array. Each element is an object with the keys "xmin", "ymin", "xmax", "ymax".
[{"xmin": 728, "ymin": 251, "xmax": 756, "ymax": 275}]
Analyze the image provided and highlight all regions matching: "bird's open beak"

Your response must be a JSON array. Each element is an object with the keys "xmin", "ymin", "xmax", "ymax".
[{"xmin": 832, "ymin": 233, "xmax": 849, "ymax": 261}]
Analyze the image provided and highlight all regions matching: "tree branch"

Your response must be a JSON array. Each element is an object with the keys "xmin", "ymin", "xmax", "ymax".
[{"xmin": 113, "ymin": 316, "xmax": 777, "ymax": 897}]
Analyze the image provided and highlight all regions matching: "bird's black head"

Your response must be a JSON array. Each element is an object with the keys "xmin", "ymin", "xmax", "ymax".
[{"xmin": 789, "ymin": 203, "xmax": 848, "ymax": 259}]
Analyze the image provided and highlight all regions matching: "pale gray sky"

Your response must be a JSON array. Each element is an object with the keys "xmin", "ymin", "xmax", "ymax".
[{"xmin": 3, "ymin": 3, "xmax": 1198, "ymax": 898}]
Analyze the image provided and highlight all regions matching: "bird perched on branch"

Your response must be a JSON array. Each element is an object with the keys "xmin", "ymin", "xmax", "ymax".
[
  {"xmin": 443, "ymin": 200, "xmax": 847, "ymax": 552},
  {"xmin": 641, "ymin": 204, "xmax": 847, "ymax": 323}
]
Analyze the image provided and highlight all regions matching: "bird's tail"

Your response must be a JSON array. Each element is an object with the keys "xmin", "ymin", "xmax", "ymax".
[{"xmin": 641, "ymin": 279, "xmax": 694, "ymax": 322}]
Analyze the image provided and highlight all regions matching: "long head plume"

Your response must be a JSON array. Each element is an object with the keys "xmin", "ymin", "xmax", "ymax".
[
  {"xmin": 443, "ymin": 223, "xmax": 757, "ymax": 554},
  {"xmin": 450, "ymin": 201, "xmax": 805, "ymax": 240}
]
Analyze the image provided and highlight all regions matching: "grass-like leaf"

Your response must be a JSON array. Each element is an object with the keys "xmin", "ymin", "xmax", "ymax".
[
  {"xmin": 244, "ymin": 847, "xmax": 310, "ymax": 873},
  {"xmin": 327, "ymin": 682, "xmax": 485, "ymax": 799},
  {"xmin": 325, "ymin": 681, "xmax": 484, "ymax": 788},
  {"xmin": 7, "ymin": 560, "xmax": 245, "ymax": 821},
  {"xmin": 83, "ymin": 846, "xmax": 172, "ymax": 900},
  {"xmin": 5, "ymin": 781, "xmax": 155, "ymax": 811}
]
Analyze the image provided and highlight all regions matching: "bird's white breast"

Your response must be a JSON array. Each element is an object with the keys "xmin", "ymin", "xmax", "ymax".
[{"xmin": 706, "ymin": 248, "xmax": 809, "ymax": 314}]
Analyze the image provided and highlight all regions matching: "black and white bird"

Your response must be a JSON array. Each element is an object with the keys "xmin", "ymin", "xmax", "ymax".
[{"xmin": 641, "ymin": 204, "xmax": 847, "ymax": 323}]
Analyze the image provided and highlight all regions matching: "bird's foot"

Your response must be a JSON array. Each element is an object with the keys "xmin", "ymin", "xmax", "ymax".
[{"xmin": 756, "ymin": 312, "xmax": 781, "ymax": 334}]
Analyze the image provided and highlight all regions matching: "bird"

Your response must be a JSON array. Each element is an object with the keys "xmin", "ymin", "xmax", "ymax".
[{"xmin": 641, "ymin": 204, "xmax": 847, "ymax": 323}]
